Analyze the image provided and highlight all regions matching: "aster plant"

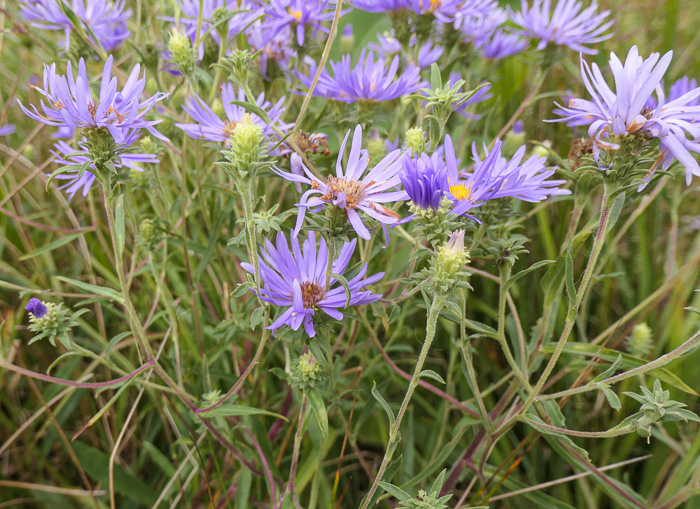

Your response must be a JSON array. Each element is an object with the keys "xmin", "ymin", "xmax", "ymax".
[
  {"xmin": 551, "ymin": 46, "xmax": 700, "ymax": 185},
  {"xmin": 241, "ymin": 231, "xmax": 383, "ymax": 337},
  {"xmin": 274, "ymin": 125, "xmax": 407, "ymax": 240}
]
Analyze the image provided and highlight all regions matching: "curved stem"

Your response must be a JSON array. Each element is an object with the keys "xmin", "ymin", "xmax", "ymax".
[
  {"xmin": 360, "ymin": 294, "xmax": 445, "ymax": 509},
  {"xmin": 520, "ymin": 182, "xmax": 615, "ymax": 414},
  {"xmin": 0, "ymin": 360, "xmax": 153, "ymax": 388}
]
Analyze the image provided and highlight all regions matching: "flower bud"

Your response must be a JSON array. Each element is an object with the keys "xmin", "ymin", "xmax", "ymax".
[
  {"xmin": 25, "ymin": 299, "xmax": 78, "ymax": 349},
  {"xmin": 626, "ymin": 323, "xmax": 653, "ymax": 359},
  {"xmin": 140, "ymin": 136, "xmax": 158, "ymax": 156},
  {"xmin": 503, "ymin": 120, "xmax": 526, "ymax": 158},
  {"xmin": 168, "ymin": 28, "xmax": 196, "ymax": 77},
  {"xmin": 436, "ymin": 230, "xmax": 470, "ymax": 278},
  {"xmin": 405, "ymin": 127, "xmax": 427, "ymax": 155},
  {"xmin": 139, "ymin": 219, "xmax": 157, "ymax": 244},
  {"xmin": 367, "ymin": 136, "xmax": 387, "ymax": 166},
  {"xmin": 201, "ymin": 389, "xmax": 223, "ymax": 406},
  {"xmin": 290, "ymin": 352, "xmax": 325, "ymax": 392},
  {"xmin": 231, "ymin": 114, "xmax": 264, "ymax": 155}
]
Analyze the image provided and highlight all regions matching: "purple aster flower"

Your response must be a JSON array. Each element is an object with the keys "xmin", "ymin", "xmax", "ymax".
[
  {"xmin": 162, "ymin": 0, "xmax": 259, "ymax": 58},
  {"xmin": 19, "ymin": 0, "xmax": 131, "ymax": 51},
  {"xmin": 399, "ymin": 150, "xmax": 449, "ymax": 210},
  {"xmin": 241, "ymin": 231, "xmax": 383, "ymax": 337},
  {"xmin": 177, "ymin": 83, "xmax": 292, "ymax": 152},
  {"xmin": 448, "ymin": 72, "xmax": 492, "ymax": 119},
  {"xmin": 478, "ymin": 30, "xmax": 530, "ymax": 59},
  {"xmin": 458, "ymin": 6, "xmax": 508, "ymax": 42},
  {"xmin": 451, "ymin": 0, "xmax": 500, "ymax": 29},
  {"xmin": 0, "ymin": 124, "xmax": 15, "ymax": 136},
  {"xmin": 368, "ymin": 32, "xmax": 442, "ymax": 69},
  {"xmin": 273, "ymin": 125, "xmax": 408, "ymax": 240},
  {"xmin": 401, "ymin": 135, "xmax": 569, "ymax": 218},
  {"xmin": 26, "ymin": 298, "xmax": 48, "ymax": 318},
  {"xmin": 645, "ymin": 76, "xmax": 700, "ymax": 110},
  {"xmin": 18, "ymin": 55, "xmax": 168, "ymax": 143},
  {"xmin": 550, "ymin": 47, "xmax": 700, "ymax": 184},
  {"xmin": 297, "ymin": 49, "xmax": 424, "ymax": 103},
  {"xmin": 509, "ymin": 0, "xmax": 613, "ymax": 55},
  {"xmin": 50, "ymin": 130, "xmax": 158, "ymax": 200},
  {"xmin": 246, "ymin": 21, "xmax": 295, "ymax": 79},
  {"xmin": 349, "ymin": 0, "xmax": 410, "ymax": 13},
  {"xmin": 262, "ymin": 0, "xmax": 340, "ymax": 47}
]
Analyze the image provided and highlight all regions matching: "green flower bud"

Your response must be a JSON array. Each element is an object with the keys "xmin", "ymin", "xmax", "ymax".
[
  {"xmin": 139, "ymin": 219, "xmax": 157, "ymax": 244},
  {"xmin": 168, "ymin": 28, "xmax": 196, "ymax": 77},
  {"xmin": 26, "ymin": 299, "xmax": 82, "ymax": 350},
  {"xmin": 626, "ymin": 323, "xmax": 653, "ymax": 359},
  {"xmin": 340, "ymin": 25, "xmax": 354, "ymax": 54},
  {"xmin": 436, "ymin": 230, "xmax": 470, "ymax": 278},
  {"xmin": 201, "ymin": 389, "xmax": 223, "ymax": 406},
  {"xmin": 140, "ymin": 136, "xmax": 158, "ymax": 156},
  {"xmin": 531, "ymin": 140, "xmax": 552, "ymax": 159},
  {"xmin": 367, "ymin": 137, "xmax": 387, "ymax": 166},
  {"xmin": 290, "ymin": 352, "xmax": 325, "ymax": 392},
  {"xmin": 405, "ymin": 127, "xmax": 427, "ymax": 155},
  {"xmin": 232, "ymin": 115, "xmax": 264, "ymax": 154},
  {"xmin": 502, "ymin": 123, "xmax": 526, "ymax": 159}
]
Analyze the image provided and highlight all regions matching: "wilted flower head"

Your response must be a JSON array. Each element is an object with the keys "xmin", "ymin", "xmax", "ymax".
[
  {"xmin": 550, "ymin": 46, "xmax": 700, "ymax": 185},
  {"xmin": 18, "ymin": 55, "xmax": 168, "ymax": 143},
  {"xmin": 297, "ymin": 49, "xmax": 424, "ymax": 103},
  {"xmin": 50, "ymin": 131, "xmax": 158, "ymax": 200},
  {"xmin": 274, "ymin": 125, "xmax": 407, "ymax": 240},
  {"xmin": 241, "ymin": 231, "xmax": 383, "ymax": 337},
  {"xmin": 20, "ymin": 0, "xmax": 131, "ymax": 51},
  {"xmin": 510, "ymin": 0, "xmax": 614, "ymax": 54},
  {"xmin": 177, "ymin": 84, "xmax": 292, "ymax": 151},
  {"xmin": 262, "ymin": 0, "xmax": 339, "ymax": 47}
]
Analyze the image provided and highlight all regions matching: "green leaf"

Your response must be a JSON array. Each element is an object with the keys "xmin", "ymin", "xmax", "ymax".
[
  {"xmin": 598, "ymin": 383, "xmax": 621, "ymax": 411},
  {"xmin": 377, "ymin": 481, "xmax": 411, "ymax": 501},
  {"xmin": 250, "ymin": 306, "xmax": 265, "ymax": 330},
  {"xmin": 540, "ymin": 342, "xmax": 699, "ymax": 395},
  {"xmin": 55, "ymin": 276, "xmax": 124, "ymax": 303},
  {"xmin": 199, "ymin": 405, "xmax": 288, "ymax": 421},
  {"xmin": 430, "ymin": 63, "xmax": 442, "ymax": 90},
  {"xmin": 228, "ymin": 100, "xmax": 272, "ymax": 122},
  {"xmin": 418, "ymin": 369, "xmax": 445, "ymax": 385},
  {"xmin": 371, "ymin": 381, "xmax": 396, "ymax": 428},
  {"xmin": 19, "ymin": 232, "xmax": 85, "ymax": 261},
  {"xmin": 331, "ymin": 273, "xmax": 352, "ymax": 308},
  {"xmin": 521, "ymin": 414, "xmax": 590, "ymax": 462},
  {"xmin": 72, "ymin": 441, "xmax": 158, "ymax": 506},
  {"xmin": 46, "ymin": 352, "xmax": 81, "ymax": 376},
  {"xmin": 306, "ymin": 389, "xmax": 328, "ymax": 440},
  {"xmin": 564, "ymin": 234, "xmax": 576, "ymax": 310},
  {"xmin": 592, "ymin": 354, "xmax": 623, "ymax": 383},
  {"xmin": 106, "ymin": 331, "xmax": 132, "ymax": 359},
  {"xmin": 231, "ymin": 282, "xmax": 251, "ymax": 298},
  {"xmin": 113, "ymin": 194, "xmax": 126, "ymax": 258},
  {"xmin": 507, "ymin": 260, "xmax": 555, "ymax": 289}
]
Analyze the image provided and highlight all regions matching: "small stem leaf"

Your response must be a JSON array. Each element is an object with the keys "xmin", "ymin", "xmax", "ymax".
[
  {"xmin": 330, "ymin": 272, "xmax": 351, "ymax": 308},
  {"xmin": 306, "ymin": 388, "xmax": 328, "ymax": 440},
  {"xmin": 371, "ymin": 381, "xmax": 396, "ymax": 429},
  {"xmin": 598, "ymin": 383, "xmax": 622, "ymax": 411},
  {"xmin": 114, "ymin": 194, "xmax": 126, "ymax": 259},
  {"xmin": 55, "ymin": 276, "xmax": 124, "ymax": 303},
  {"xmin": 418, "ymin": 369, "xmax": 446, "ymax": 385}
]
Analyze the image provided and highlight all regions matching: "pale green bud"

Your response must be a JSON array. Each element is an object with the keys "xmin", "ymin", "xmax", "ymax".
[
  {"xmin": 367, "ymin": 137, "xmax": 387, "ymax": 166},
  {"xmin": 290, "ymin": 352, "xmax": 325, "ymax": 392},
  {"xmin": 436, "ymin": 230, "xmax": 470, "ymax": 277},
  {"xmin": 626, "ymin": 323, "xmax": 653, "ymax": 359},
  {"xmin": 231, "ymin": 115, "xmax": 264, "ymax": 154},
  {"xmin": 201, "ymin": 389, "xmax": 223, "ymax": 406},
  {"xmin": 168, "ymin": 28, "xmax": 196, "ymax": 76},
  {"xmin": 405, "ymin": 127, "xmax": 427, "ymax": 155}
]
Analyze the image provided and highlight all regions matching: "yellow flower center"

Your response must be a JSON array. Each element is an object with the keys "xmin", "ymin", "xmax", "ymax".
[
  {"xmin": 449, "ymin": 182, "xmax": 473, "ymax": 201},
  {"xmin": 288, "ymin": 8, "xmax": 303, "ymax": 22}
]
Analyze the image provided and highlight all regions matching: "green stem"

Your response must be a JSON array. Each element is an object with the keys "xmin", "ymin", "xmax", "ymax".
[
  {"xmin": 496, "ymin": 264, "xmax": 532, "ymax": 391},
  {"xmin": 360, "ymin": 294, "xmax": 445, "ymax": 509},
  {"xmin": 520, "ymin": 182, "xmax": 615, "ymax": 415}
]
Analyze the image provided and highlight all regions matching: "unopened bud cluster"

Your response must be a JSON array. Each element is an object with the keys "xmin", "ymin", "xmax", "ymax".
[
  {"xmin": 410, "ymin": 197, "xmax": 466, "ymax": 248},
  {"xmin": 430, "ymin": 231, "xmax": 471, "ymax": 294},
  {"xmin": 223, "ymin": 115, "xmax": 269, "ymax": 177},
  {"xmin": 626, "ymin": 323, "xmax": 653, "ymax": 358},
  {"xmin": 405, "ymin": 127, "xmax": 427, "ymax": 155},
  {"xmin": 290, "ymin": 352, "xmax": 325, "ymax": 392},
  {"xmin": 168, "ymin": 29, "xmax": 196, "ymax": 77}
]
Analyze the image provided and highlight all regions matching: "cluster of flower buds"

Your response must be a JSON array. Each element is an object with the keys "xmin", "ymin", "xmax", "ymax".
[
  {"xmin": 430, "ymin": 230, "xmax": 471, "ymax": 294},
  {"xmin": 167, "ymin": 28, "xmax": 196, "ymax": 78},
  {"xmin": 379, "ymin": 469, "xmax": 452, "ymax": 509},
  {"xmin": 289, "ymin": 352, "xmax": 325, "ymax": 392},
  {"xmin": 221, "ymin": 114, "xmax": 270, "ymax": 178},
  {"xmin": 25, "ymin": 298, "xmax": 86, "ymax": 350},
  {"xmin": 626, "ymin": 323, "xmax": 654, "ymax": 359}
]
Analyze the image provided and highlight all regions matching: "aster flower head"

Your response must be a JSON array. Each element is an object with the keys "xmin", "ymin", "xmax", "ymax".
[
  {"xmin": 510, "ymin": 0, "xmax": 614, "ymax": 55},
  {"xmin": 478, "ymin": 30, "xmax": 530, "ymax": 59},
  {"xmin": 26, "ymin": 298, "xmax": 48, "ymax": 319},
  {"xmin": 20, "ymin": 0, "xmax": 131, "ymax": 51},
  {"xmin": 241, "ymin": 231, "xmax": 383, "ymax": 337},
  {"xmin": 177, "ymin": 83, "xmax": 292, "ymax": 152},
  {"xmin": 50, "ymin": 131, "xmax": 158, "ymax": 200},
  {"xmin": 274, "ymin": 125, "xmax": 408, "ymax": 240},
  {"xmin": 18, "ymin": 55, "xmax": 168, "ymax": 144},
  {"xmin": 297, "ymin": 49, "xmax": 424, "ymax": 103},
  {"xmin": 399, "ymin": 150, "xmax": 449, "ymax": 211},
  {"xmin": 550, "ymin": 46, "xmax": 700, "ymax": 184},
  {"xmin": 262, "ymin": 0, "xmax": 340, "ymax": 47}
]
